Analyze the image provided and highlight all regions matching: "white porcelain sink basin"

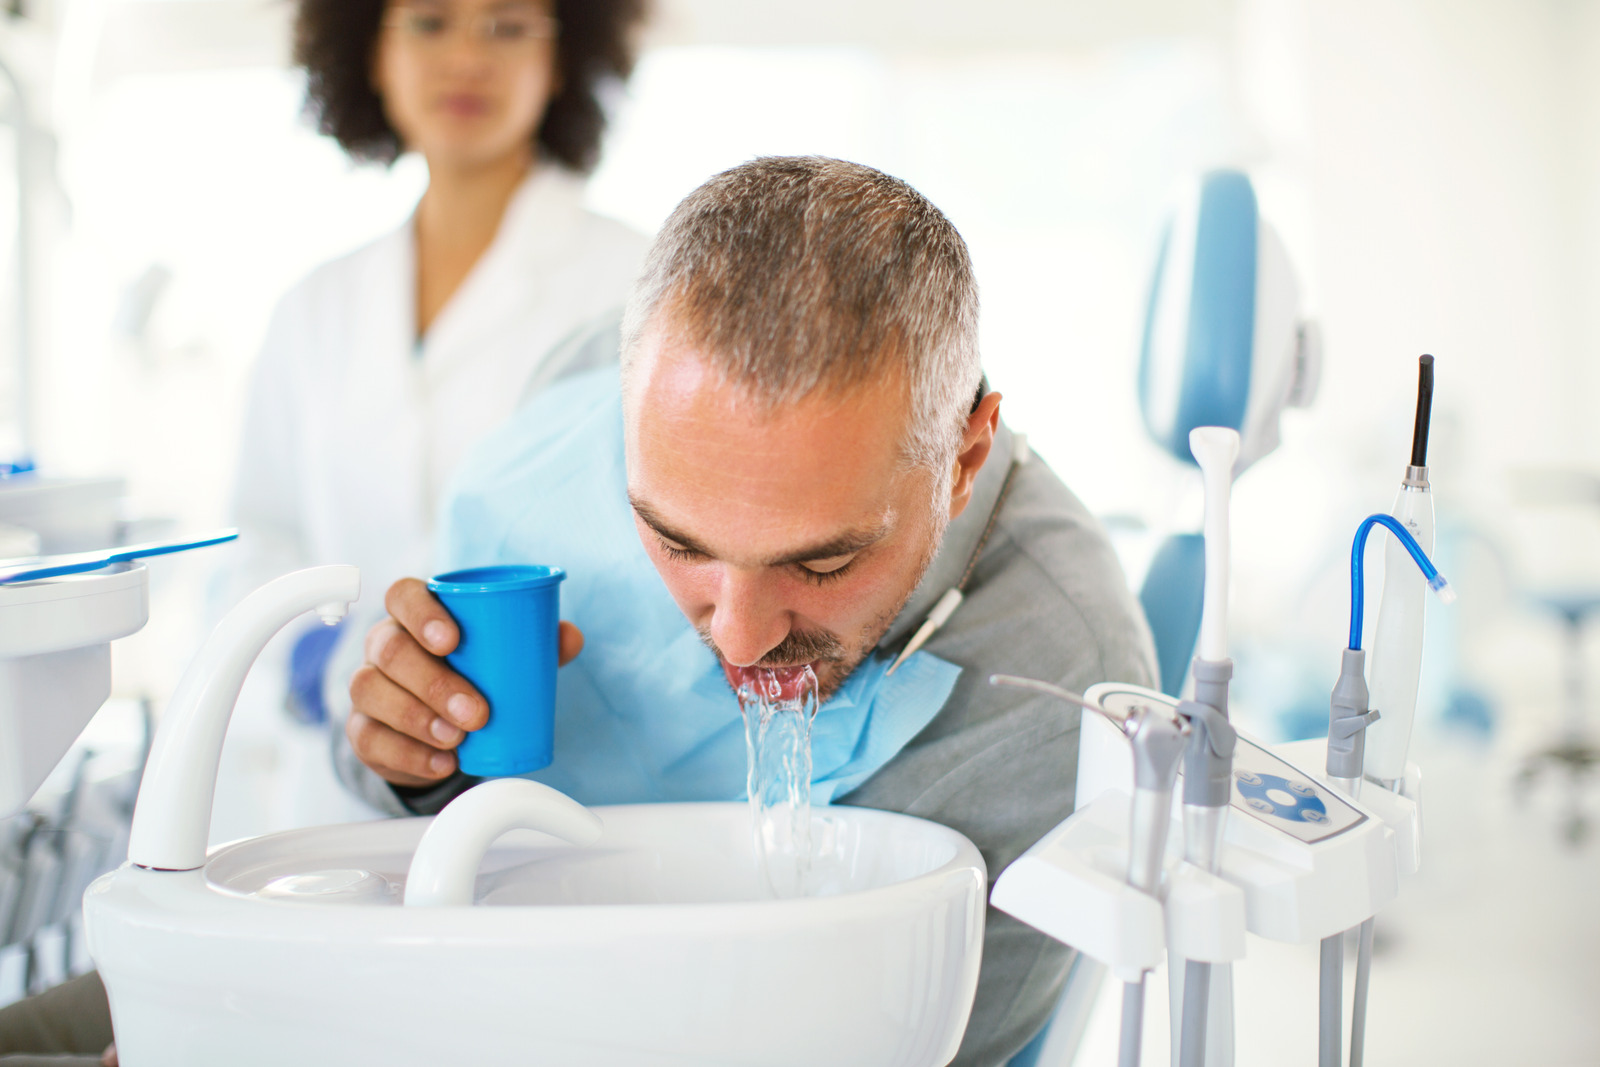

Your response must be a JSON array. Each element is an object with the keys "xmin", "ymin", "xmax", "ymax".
[
  {"xmin": 74, "ymin": 569, "xmax": 986, "ymax": 1066},
  {"xmin": 85, "ymin": 800, "xmax": 986, "ymax": 1067}
]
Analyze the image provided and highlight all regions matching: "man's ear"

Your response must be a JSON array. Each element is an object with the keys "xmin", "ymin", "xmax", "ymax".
[{"xmin": 947, "ymin": 391, "xmax": 1003, "ymax": 521}]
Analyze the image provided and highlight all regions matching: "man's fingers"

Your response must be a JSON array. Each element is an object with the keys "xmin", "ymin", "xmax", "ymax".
[
  {"xmin": 385, "ymin": 577, "xmax": 458, "ymax": 656},
  {"xmin": 359, "ymin": 583, "xmax": 574, "ymax": 789},
  {"xmin": 349, "ymin": 663, "xmax": 466, "ymax": 748},
  {"xmin": 346, "ymin": 709, "xmax": 457, "ymax": 787},
  {"xmin": 362, "ymin": 617, "xmax": 487, "ymax": 730},
  {"xmin": 558, "ymin": 621, "xmax": 584, "ymax": 666}
]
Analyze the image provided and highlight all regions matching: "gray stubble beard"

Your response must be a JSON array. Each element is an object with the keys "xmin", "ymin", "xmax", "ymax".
[{"xmin": 696, "ymin": 495, "xmax": 949, "ymax": 704}]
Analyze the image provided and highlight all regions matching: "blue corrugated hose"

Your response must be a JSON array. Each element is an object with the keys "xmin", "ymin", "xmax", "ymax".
[{"xmin": 1347, "ymin": 513, "xmax": 1451, "ymax": 651}]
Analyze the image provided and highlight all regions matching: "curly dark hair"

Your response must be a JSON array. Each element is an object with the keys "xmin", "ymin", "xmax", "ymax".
[{"xmin": 294, "ymin": 0, "xmax": 646, "ymax": 172}]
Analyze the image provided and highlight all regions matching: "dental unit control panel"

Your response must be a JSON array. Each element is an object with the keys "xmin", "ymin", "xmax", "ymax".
[{"xmin": 1093, "ymin": 685, "xmax": 1369, "ymax": 847}]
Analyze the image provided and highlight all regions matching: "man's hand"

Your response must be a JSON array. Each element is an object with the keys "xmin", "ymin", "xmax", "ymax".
[{"xmin": 347, "ymin": 577, "xmax": 584, "ymax": 787}]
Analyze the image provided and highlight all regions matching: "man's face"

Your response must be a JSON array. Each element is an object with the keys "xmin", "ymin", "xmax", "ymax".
[{"xmin": 625, "ymin": 327, "xmax": 945, "ymax": 702}]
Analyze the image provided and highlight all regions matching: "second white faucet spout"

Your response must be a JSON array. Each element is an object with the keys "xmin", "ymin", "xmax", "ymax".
[
  {"xmin": 405, "ymin": 779, "xmax": 603, "ymax": 907},
  {"xmin": 127, "ymin": 565, "xmax": 360, "ymax": 872}
]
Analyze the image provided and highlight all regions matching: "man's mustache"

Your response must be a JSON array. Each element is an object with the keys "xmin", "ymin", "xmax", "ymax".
[{"xmin": 697, "ymin": 625, "xmax": 846, "ymax": 667}]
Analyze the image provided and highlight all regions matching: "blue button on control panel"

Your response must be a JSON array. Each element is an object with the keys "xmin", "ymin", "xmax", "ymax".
[{"xmin": 1227, "ymin": 738, "xmax": 1364, "ymax": 843}]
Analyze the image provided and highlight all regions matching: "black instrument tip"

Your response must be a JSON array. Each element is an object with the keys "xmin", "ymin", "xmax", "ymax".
[{"xmin": 1411, "ymin": 355, "xmax": 1434, "ymax": 468}]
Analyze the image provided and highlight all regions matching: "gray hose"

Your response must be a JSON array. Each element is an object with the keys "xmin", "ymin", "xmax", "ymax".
[
  {"xmin": 1350, "ymin": 917, "xmax": 1375, "ymax": 1067},
  {"xmin": 1178, "ymin": 958, "xmax": 1210, "ymax": 1067},
  {"xmin": 1118, "ymin": 977, "xmax": 1144, "ymax": 1067},
  {"xmin": 1319, "ymin": 933, "xmax": 1342, "ymax": 1067}
]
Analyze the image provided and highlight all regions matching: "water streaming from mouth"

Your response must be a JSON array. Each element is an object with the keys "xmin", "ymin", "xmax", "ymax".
[{"xmin": 736, "ymin": 666, "xmax": 820, "ymax": 898}]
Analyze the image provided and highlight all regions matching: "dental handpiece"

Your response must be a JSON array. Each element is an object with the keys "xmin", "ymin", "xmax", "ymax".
[
  {"xmin": 989, "ymin": 674, "xmax": 1185, "ymax": 1067},
  {"xmin": 987, "ymin": 676, "xmax": 1185, "ymax": 889},
  {"xmin": 1364, "ymin": 354, "xmax": 1436, "ymax": 789},
  {"xmin": 1348, "ymin": 357, "xmax": 1437, "ymax": 1067},
  {"xmin": 1323, "ymin": 431, "xmax": 1454, "ymax": 1067},
  {"xmin": 1122, "ymin": 705, "xmax": 1188, "ymax": 1067},
  {"xmin": 1126, "ymin": 707, "xmax": 1187, "ymax": 892}
]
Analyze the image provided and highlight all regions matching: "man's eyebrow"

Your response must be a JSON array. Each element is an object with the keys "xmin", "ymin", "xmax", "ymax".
[
  {"xmin": 629, "ymin": 496, "xmax": 717, "ymax": 558},
  {"xmin": 629, "ymin": 495, "xmax": 890, "ymax": 566}
]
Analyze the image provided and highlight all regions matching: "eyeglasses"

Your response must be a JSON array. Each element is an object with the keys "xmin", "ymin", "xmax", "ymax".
[{"xmin": 383, "ymin": 5, "xmax": 559, "ymax": 48}]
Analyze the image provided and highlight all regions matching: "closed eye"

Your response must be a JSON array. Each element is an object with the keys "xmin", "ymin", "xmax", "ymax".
[
  {"xmin": 654, "ymin": 535, "xmax": 704, "ymax": 563},
  {"xmin": 797, "ymin": 555, "xmax": 857, "ymax": 584},
  {"xmin": 657, "ymin": 534, "xmax": 856, "ymax": 585}
]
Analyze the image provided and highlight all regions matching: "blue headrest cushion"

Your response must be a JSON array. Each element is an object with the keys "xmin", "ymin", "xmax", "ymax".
[{"xmin": 1138, "ymin": 170, "xmax": 1259, "ymax": 464}]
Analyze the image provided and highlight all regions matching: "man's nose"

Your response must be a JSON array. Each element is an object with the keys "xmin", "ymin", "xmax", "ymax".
[{"xmin": 709, "ymin": 568, "xmax": 789, "ymax": 667}]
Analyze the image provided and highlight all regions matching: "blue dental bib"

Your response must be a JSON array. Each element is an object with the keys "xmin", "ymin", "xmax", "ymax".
[{"xmin": 440, "ymin": 367, "xmax": 962, "ymax": 805}]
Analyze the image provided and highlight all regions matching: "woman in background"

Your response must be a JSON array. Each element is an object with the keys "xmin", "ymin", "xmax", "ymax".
[
  {"xmin": 221, "ymin": 0, "xmax": 650, "ymax": 837},
  {"xmin": 224, "ymin": 0, "xmax": 651, "ymax": 828},
  {"xmin": 0, "ymin": 4, "xmax": 647, "ymax": 1058},
  {"xmin": 237, "ymin": 0, "xmax": 650, "ymax": 622}
]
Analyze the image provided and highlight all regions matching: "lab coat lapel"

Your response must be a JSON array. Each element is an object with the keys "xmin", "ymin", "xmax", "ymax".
[
  {"xmin": 416, "ymin": 168, "xmax": 586, "ymax": 387},
  {"xmin": 317, "ymin": 223, "xmax": 433, "ymax": 585}
]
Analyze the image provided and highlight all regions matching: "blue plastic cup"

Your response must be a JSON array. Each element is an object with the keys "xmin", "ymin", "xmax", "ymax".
[{"xmin": 426, "ymin": 565, "xmax": 566, "ymax": 778}]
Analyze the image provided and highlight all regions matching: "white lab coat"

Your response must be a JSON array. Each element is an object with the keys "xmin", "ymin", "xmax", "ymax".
[
  {"xmin": 232, "ymin": 165, "xmax": 648, "ymax": 608},
  {"xmin": 214, "ymin": 166, "xmax": 646, "ymax": 842}
]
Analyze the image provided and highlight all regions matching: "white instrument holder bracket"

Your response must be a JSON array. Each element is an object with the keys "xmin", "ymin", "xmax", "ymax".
[
  {"xmin": 992, "ymin": 695, "xmax": 1423, "ymax": 976},
  {"xmin": 991, "ymin": 790, "xmax": 1245, "ymax": 983}
]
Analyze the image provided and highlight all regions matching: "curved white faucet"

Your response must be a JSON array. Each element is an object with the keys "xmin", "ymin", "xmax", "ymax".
[
  {"xmin": 405, "ymin": 778, "xmax": 603, "ymax": 907},
  {"xmin": 127, "ymin": 565, "xmax": 360, "ymax": 871}
]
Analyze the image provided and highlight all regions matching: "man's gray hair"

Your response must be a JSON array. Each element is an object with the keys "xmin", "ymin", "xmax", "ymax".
[{"xmin": 620, "ymin": 156, "xmax": 981, "ymax": 475}]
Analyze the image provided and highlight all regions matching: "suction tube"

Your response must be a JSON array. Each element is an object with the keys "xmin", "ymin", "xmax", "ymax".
[
  {"xmin": 1175, "ymin": 427, "xmax": 1241, "ymax": 1067},
  {"xmin": 1192, "ymin": 429, "xmax": 1236, "ymax": 663}
]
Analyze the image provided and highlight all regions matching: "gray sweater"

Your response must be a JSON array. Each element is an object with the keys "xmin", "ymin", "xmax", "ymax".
[{"xmin": 848, "ymin": 421, "xmax": 1156, "ymax": 1064}]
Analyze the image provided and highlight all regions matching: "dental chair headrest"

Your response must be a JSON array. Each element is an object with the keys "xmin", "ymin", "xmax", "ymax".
[{"xmin": 1138, "ymin": 169, "xmax": 1320, "ymax": 474}]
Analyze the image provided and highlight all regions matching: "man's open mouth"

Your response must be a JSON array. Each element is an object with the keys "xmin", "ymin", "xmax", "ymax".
[{"xmin": 722, "ymin": 662, "xmax": 816, "ymax": 701}]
